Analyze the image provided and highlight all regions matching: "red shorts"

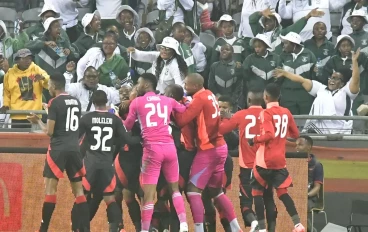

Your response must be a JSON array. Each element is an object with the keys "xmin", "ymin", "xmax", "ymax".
[
  {"xmin": 189, "ymin": 144, "xmax": 228, "ymax": 189},
  {"xmin": 140, "ymin": 143, "xmax": 179, "ymax": 185}
]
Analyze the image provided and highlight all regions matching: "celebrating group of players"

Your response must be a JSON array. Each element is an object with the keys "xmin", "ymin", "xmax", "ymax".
[{"xmin": 28, "ymin": 71, "xmax": 306, "ymax": 232}]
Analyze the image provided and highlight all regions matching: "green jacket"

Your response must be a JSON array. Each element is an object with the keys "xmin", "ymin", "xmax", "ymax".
[
  {"xmin": 349, "ymin": 30, "xmax": 368, "ymax": 54},
  {"xmin": 26, "ymin": 34, "xmax": 78, "ymax": 75},
  {"xmin": 279, "ymin": 48, "xmax": 317, "ymax": 89},
  {"xmin": 0, "ymin": 21, "xmax": 29, "ymax": 67},
  {"xmin": 323, "ymin": 53, "xmax": 368, "ymax": 94},
  {"xmin": 249, "ymin": 12, "xmax": 308, "ymax": 55},
  {"xmin": 73, "ymin": 33, "xmax": 103, "ymax": 58},
  {"xmin": 98, "ymin": 54, "xmax": 129, "ymax": 87},
  {"xmin": 179, "ymin": 42, "xmax": 196, "ymax": 74},
  {"xmin": 242, "ymin": 51, "xmax": 280, "ymax": 91},
  {"xmin": 118, "ymin": 31, "xmax": 135, "ymax": 48},
  {"xmin": 210, "ymin": 37, "xmax": 247, "ymax": 66},
  {"xmin": 208, "ymin": 60, "xmax": 242, "ymax": 105},
  {"xmin": 26, "ymin": 21, "xmax": 70, "ymax": 44}
]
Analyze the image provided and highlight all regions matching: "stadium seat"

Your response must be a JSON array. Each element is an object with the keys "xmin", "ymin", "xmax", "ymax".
[
  {"xmin": 232, "ymin": 12, "xmax": 241, "ymax": 31},
  {"xmin": 347, "ymin": 200, "xmax": 368, "ymax": 232},
  {"xmin": 22, "ymin": 8, "xmax": 41, "ymax": 29},
  {"xmin": 310, "ymin": 165, "xmax": 328, "ymax": 229},
  {"xmin": 146, "ymin": 10, "xmax": 159, "ymax": 24},
  {"xmin": 0, "ymin": 7, "xmax": 17, "ymax": 33},
  {"xmin": 200, "ymin": 32, "xmax": 216, "ymax": 48},
  {"xmin": 0, "ymin": 0, "xmax": 15, "ymax": 8},
  {"xmin": 77, "ymin": 8, "xmax": 91, "ymax": 21},
  {"xmin": 330, "ymin": 12, "xmax": 341, "ymax": 28}
]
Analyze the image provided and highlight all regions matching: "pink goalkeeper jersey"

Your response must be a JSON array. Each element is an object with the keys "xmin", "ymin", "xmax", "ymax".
[{"xmin": 124, "ymin": 92, "xmax": 186, "ymax": 144}]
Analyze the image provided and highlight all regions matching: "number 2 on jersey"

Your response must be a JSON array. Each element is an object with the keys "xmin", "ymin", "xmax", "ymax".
[
  {"xmin": 208, "ymin": 94, "xmax": 220, "ymax": 118},
  {"xmin": 244, "ymin": 115, "xmax": 257, "ymax": 139},
  {"xmin": 66, "ymin": 107, "xmax": 79, "ymax": 131},
  {"xmin": 90, "ymin": 126, "xmax": 113, "ymax": 151},
  {"xmin": 145, "ymin": 103, "xmax": 168, "ymax": 127}
]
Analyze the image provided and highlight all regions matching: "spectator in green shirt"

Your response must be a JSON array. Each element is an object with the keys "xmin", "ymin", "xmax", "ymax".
[{"xmin": 116, "ymin": 5, "xmax": 139, "ymax": 48}]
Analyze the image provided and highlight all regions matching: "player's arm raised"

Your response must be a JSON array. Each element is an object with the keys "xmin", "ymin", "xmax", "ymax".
[
  {"xmin": 174, "ymin": 98, "xmax": 204, "ymax": 127},
  {"xmin": 253, "ymin": 111, "xmax": 275, "ymax": 144},
  {"xmin": 273, "ymin": 68, "xmax": 313, "ymax": 92},
  {"xmin": 123, "ymin": 99, "xmax": 138, "ymax": 131}
]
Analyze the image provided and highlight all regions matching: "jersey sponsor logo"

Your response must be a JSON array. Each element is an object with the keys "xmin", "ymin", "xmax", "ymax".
[
  {"xmin": 270, "ymin": 61, "xmax": 276, "ymax": 67},
  {"xmin": 323, "ymin": 49, "xmax": 329, "ymax": 56},
  {"xmin": 0, "ymin": 163, "xmax": 22, "ymax": 230},
  {"xmin": 230, "ymin": 68, "xmax": 235, "ymax": 75},
  {"xmin": 301, "ymin": 56, "xmax": 308, "ymax": 62}
]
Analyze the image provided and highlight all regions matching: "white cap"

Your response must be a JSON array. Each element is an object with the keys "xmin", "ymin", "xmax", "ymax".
[
  {"xmin": 185, "ymin": 26, "xmax": 200, "ymax": 43},
  {"xmin": 259, "ymin": 11, "xmax": 281, "ymax": 28},
  {"xmin": 43, "ymin": 17, "xmax": 62, "ymax": 34},
  {"xmin": 116, "ymin": 5, "xmax": 139, "ymax": 26},
  {"xmin": 250, "ymin": 34, "xmax": 272, "ymax": 49},
  {"xmin": 38, "ymin": 4, "xmax": 60, "ymax": 18},
  {"xmin": 217, "ymin": 14, "xmax": 236, "ymax": 27},
  {"xmin": 134, "ymin": 27, "xmax": 155, "ymax": 47},
  {"xmin": 335, "ymin": 34, "xmax": 355, "ymax": 49},
  {"xmin": 82, "ymin": 11, "xmax": 100, "ymax": 33},
  {"xmin": 156, "ymin": 37, "xmax": 180, "ymax": 55},
  {"xmin": 347, "ymin": 9, "xmax": 368, "ymax": 24},
  {"xmin": 280, "ymin": 32, "xmax": 303, "ymax": 46}
]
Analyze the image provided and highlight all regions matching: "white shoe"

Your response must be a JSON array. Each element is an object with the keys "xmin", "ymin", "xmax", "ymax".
[
  {"xmin": 250, "ymin": 220, "xmax": 259, "ymax": 232},
  {"xmin": 179, "ymin": 222, "xmax": 189, "ymax": 232}
]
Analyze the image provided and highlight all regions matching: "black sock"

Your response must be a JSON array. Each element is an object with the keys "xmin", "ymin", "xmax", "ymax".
[
  {"xmin": 264, "ymin": 190, "xmax": 277, "ymax": 232},
  {"xmin": 253, "ymin": 195, "xmax": 266, "ymax": 229},
  {"xmin": 279, "ymin": 193, "xmax": 299, "ymax": 224},
  {"xmin": 242, "ymin": 209, "xmax": 256, "ymax": 227},
  {"xmin": 74, "ymin": 195, "xmax": 90, "ymax": 232},
  {"xmin": 39, "ymin": 195, "xmax": 56, "ymax": 232},
  {"xmin": 71, "ymin": 203, "xmax": 79, "ymax": 231},
  {"xmin": 126, "ymin": 199, "xmax": 141, "ymax": 231},
  {"xmin": 220, "ymin": 218, "xmax": 232, "ymax": 232},
  {"xmin": 106, "ymin": 201, "xmax": 122, "ymax": 232},
  {"xmin": 88, "ymin": 193, "xmax": 103, "ymax": 221}
]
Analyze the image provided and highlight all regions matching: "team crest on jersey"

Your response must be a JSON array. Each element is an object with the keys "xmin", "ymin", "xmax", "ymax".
[
  {"xmin": 270, "ymin": 61, "xmax": 275, "ymax": 67},
  {"xmin": 323, "ymin": 49, "xmax": 329, "ymax": 56},
  {"xmin": 362, "ymin": 39, "xmax": 367, "ymax": 46},
  {"xmin": 230, "ymin": 69, "xmax": 235, "ymax": 75},
  {"xmin": 301, "ymin": 56, "xmax": 308, "ymax": 62}
]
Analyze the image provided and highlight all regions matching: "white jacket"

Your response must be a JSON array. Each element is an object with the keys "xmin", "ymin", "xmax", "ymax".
[
  {"xmin": 239, "ymin": 0, "xmax": 270, "ymax": 38},
  {"xmin": 340, "ymin": 4, "xmax": 368, "ymax": 35},
  {"xmin": 45, "ymin": 0, "xmax": 89, "ymax": 28},
  {"xmin": 278, "ymin": 0, "xmax": 349, "ymax": 41},
  {"xmin": 131, "ymin": 50, "xmax": 184, "ymax": 93},
  {"xmin": 96, "ymin": 0, "xmax": 122, "ymax": 19},
  {"xmin": 66, "ymin": 82, "xmax": 120, "ymax": 111},
  {"xmin": 158, "ymin": 0, "xmax": 194, "ymax": 24},
  {"xmin": 191, "ymin": 42, "xmax": 206, "ymax": 73}
]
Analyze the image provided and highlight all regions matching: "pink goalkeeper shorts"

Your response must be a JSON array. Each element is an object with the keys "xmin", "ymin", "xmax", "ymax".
[
  {"xmin": 189, "ymin": 144, "xmax": 228, "ymax": 189},
  {"xmin": 140, "ymin": 143, "xmax": 179, "ymax": 185}
]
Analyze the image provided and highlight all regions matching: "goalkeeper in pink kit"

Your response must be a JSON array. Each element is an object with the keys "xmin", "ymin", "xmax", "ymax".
[{"xmin": 124, "ymin": 73, "xmax": 188, "ymax": 232}]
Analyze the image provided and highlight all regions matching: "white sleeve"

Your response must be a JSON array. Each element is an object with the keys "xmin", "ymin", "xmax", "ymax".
[
  {"xmin": 278, "ymin": 0, "xmax": 293, "ymax": 19},
  {"xmin": 64, "ymin": 72, "xmax": 74, "ymax": 90},
  {"xmin": 178, "ymin": 0, "xmax": 194, "ymax": 10},
  {"xmin": 131, "ymin": 50, "xmax": 160, "ymax": 63},
  {"xmin": 107, "ymin": 87, "xmax": 121, "ymax": 105},
  {"xmin": 170, "ymin": 59, "xmax": 184, "ymax": 87},
  {"xmin": 308, "ymin": 80, "xmax": 325, "ymax": 97},
  {"xmin": 329, "ymin": 0, "xmax": 350, "ymax": 11},
  {"xmin": 77, "ymin": 51, "xmax": 91, "ymax": 81},
  {"xmin": 66, "ymin": 83, "xmax": 80, "ymax": 97},
  {"xmin": 343, "ymin": 80, "xmax": 359, "ymax": 100}
]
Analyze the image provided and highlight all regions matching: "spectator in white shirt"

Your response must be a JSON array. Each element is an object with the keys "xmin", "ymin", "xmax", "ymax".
[
  {"xmin": 127, "ymin": 37, "xmax": 188, "ymax": 93},
  {"xmin": 340, "ymin": 0, "xmax": 368, "ymax": 35},
  {"xmin": 277, "ymin": 0, "xmax": 349, "ymax": 41},
  {"xmin": 158, "ymin": 0, "xmax": 194, "ymax": 24},
  {"xmin": 66, "ymin": 66, "xmax": 120, "ymax": 111},
  {"xmin": 45, "ymin": 0, "xmax": 89, "ymax": 42},
  {"xmin": 238, "ymin": 0, "xmax": 270, "ymax": 38},
  {"xmin": 273, "ymin": 48, "xmax": 361, "ymax": 134}
]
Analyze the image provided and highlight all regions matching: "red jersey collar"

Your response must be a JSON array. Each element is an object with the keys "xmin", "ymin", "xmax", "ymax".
[
  {"xmin": 193, "ymin": 88, "xmax": 205, "ymax": 97},
  {"xmin": 249, "ymin": 105, "xmax": 263, "ymax": 109},
  {"xmin": 266, "ymin": 102, "xmax": 279, "ymax": 109}
]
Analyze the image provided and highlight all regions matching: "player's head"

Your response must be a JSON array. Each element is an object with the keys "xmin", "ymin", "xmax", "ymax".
[
  {"xmin": 136, "ymin": 73, "xmax": 158, "ymax": 96},
  {"xmin": 48, "ymin": 72, "xmax": 66, "ymax": 97},
  {"xmin": 164, "ymin": 84, "xmax": 184, "ymax": 101},
  {"xmin": 247, "ymin": 88, "xmax": 264, "ymax": 107},
  {"xmin": 83, "ymin": 66, "xmax": 99, "ymax": 90},
  {"xmin": 218, "ymin": 95, "xmax": 233, "ymax": 113},
  {"xmin": 296, "ymin": 135, "xmax": 313, "ymax": 153},
  {"xmin": 263, "ymin": 83, "xmax": 280, "ymax": 104},
  {"xmin": 92, "ymin": 90, "xmax": 108, "ymax": 109},
  {"xmin": 183, "ymin": 73, "xmax": 204, "ymax": 96}
]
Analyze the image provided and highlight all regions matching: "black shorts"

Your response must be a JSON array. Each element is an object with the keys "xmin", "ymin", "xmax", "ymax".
[
  {"xmin": 251, "ymin": 165, "xmax": 293, "ymax": 190},
  {"xmin": 223, "ymin": 155, "xmax": 233, "ymax": 189},
  {"xmin": 43, "ymin": 149, "xmax": 85, "ymax": 181},
  {"xmin": 83, "ymin": 158, "xmax": 116, "ymax": 195},
  {"xmin": 115, "ymin": 149, "xmax": 142, "ymax": 193}
]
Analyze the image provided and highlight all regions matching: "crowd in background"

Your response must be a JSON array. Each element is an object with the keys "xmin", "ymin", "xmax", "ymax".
[{"xmin": 0, "ymin": 0, "xmax": 367, "ymax": 134}]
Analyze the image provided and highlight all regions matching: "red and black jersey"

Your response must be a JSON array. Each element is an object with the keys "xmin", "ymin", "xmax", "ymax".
[{"xmin": 254, "ymin": 102, "xmax": 299, "ymax": 169}]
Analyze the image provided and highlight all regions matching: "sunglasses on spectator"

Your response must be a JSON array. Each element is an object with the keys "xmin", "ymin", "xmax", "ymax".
[
  {"xmin": 328, "ymin": 77, "xmax": 343, "ymax": 81},
  {"xmin": 159, "ymin": 46, "xmax": 172, "ymax": 51}
]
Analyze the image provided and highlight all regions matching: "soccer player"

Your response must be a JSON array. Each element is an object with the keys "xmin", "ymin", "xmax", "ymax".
[
  {"xmin": 219, "ymin": 90, "xmax": 277, "ymax": 232},
  {"xmin": 174, "ymin": 73, "xmax": 242, "ymax": 232},
  {"xmin": 27, "ymin": 73, "xmax": 90, "ymax": 232},
  {"xmin": 249, "ymin": 83, "xmax": 303, "ymax": 232},
  {"xmin": 123, "ymin": 73, "xmax": 189, "ymax": 232},
  {"xmin": 79, "ymin": 90, "xmax": 141, "ymax": 232}
]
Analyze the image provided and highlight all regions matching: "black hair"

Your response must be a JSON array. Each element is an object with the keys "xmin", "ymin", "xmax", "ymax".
[
  {"xmin": 155, "ymin": 53, "xmax": 188, "ymax": 80},
  {"xmin": 84, "ymin": 66, "xmax": 98, "ymax": 75},
  {"xmin": 247, "ymin": 87, "xmax": 264, "ymax": 105},
  {"xmin": 299, "ymin": 135, "xmax": 313, "ymax": 147},
  {"xmin": 168, "ymin": 84, "xmax": 184, "ymax": 101},
  {"xmin": 104, "ymin": 31, "xmax": 119, "ymax": 44},
  {"xmin": 50, "ymin": 73, "xmax": 66, "ymax": 90},
  {"xmin": 218, "ymin": 95, "xmax": 233, "ymax": 107},
  {"xmin": 172, "ymin": 22, "xmax": 186, "ymax": 32},
  {"xmin": 141, "ymin": 73, "xmax": 158, "ymax": 90},
  {"xmin": 264, "ymin": 83, "xmax": 280, "ymax": 101},
  {"xmin": 92, "ymin": 90, "xmax": 108, "ymax": 107}
]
